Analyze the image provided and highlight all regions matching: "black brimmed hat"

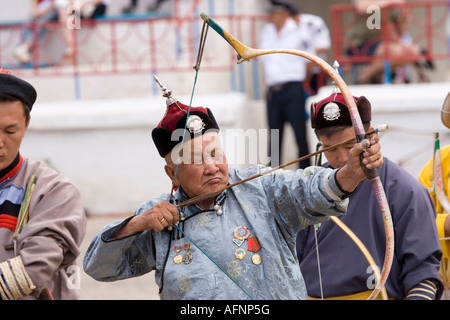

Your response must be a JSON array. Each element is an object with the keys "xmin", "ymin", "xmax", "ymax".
[
  {"xmin": 151, "ymin": 100, "xmax": 220, "ymax": 158},
  {"xmin": 0, "ymin": 67, "xmax": 37, "ymax": 109}
]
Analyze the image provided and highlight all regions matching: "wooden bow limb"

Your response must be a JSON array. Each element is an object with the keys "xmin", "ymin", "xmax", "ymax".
[
  {"xmin": 330, "ymin": 216, "xmax": 388, "ymax": 300},
  {"xmin": 176, "ymin": 125, "xmax": 388, "ymax": 207},
  {"xmin": 199, "ymin": 13, "xmax": 394, "ymax": 300}
]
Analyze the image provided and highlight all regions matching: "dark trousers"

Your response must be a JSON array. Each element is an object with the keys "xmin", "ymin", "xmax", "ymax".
[{"xmin": 266, "ymin": 81, "xmax": 310, "ymax": 169}]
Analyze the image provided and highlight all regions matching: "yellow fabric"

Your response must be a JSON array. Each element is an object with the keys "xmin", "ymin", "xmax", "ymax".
[
  {"xmin": 418, "ymin": 145, "xmax": 450, "ymax": 213},
  {"xmin": 308, "ymin": 290, "xmax": 394, "ymax": 300},
  {"xmin": 436, "ymin": 214, "xmax": 450, "ymax": 258},
  {"xmin": 419, "ymin": 144, "xmax": 450, "ymax": 288}
]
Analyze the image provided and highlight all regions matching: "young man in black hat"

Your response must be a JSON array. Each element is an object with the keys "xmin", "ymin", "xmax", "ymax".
[
  {"xmin": 0, "ymin": 67, "xmax": 86, "ymax": 299},
  {"xmin": 296, "ymin": 92, "xmax": 443, "ymax": 299},
  {"xmin": 84, "ymin": 82, "xmax": 384, "ymax": 300}
]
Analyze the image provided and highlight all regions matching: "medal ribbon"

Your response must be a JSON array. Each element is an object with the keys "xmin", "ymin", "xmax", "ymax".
[{"xmin": 247, "ymin": 236, "xmax": 261, "ymax": 252}]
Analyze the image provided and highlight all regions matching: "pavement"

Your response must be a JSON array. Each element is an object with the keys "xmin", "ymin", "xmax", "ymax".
[{"xmin": 78, "ymin": 215, "xmax": 160, "ymax": 300}]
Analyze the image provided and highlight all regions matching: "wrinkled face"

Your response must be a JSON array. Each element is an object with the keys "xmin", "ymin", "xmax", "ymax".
[
  {"xmin": 0, "ymin": 101, "xmax": 29, "ymax": 170},
  {"xmin": 165, "ymin": 132, "xmax": 229, "ymax": 208},
  {"xmin": 318, "ymin": 127, "xmax": 356, "ymax": 169}
]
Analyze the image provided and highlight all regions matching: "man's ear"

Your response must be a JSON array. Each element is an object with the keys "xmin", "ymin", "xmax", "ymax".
[{"xmin": 164, "ymin": 164, "xmax": 180, "ymax": 187}]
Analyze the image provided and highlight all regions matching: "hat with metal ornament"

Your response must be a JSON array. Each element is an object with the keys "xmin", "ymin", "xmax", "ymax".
[
  {"xmin": 441, "ymin": 92, "xmax": 450, "ymax": 129},
  {"xmin": 310, "ymin": 92, "xmax": 371, "ymax": 130},
  {"xmin": 151, "ymin": 75, "xmax": 220, "ymax": 158},
  {"xmin": 0, "ymin": 67, "xmax": 37, "ymax": 109}
]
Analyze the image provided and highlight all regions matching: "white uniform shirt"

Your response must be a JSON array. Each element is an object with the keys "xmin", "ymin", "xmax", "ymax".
[
  {"xmin": 298, "ymin": 13, "xmax": 331, "ymax": 75},
  {"xmin": 298, "ymin": 13, "xmax": 331, "ymax": 55},
  {"xmin": 259, "ymin": 17, "xmax": 312, "ymax": 87}
]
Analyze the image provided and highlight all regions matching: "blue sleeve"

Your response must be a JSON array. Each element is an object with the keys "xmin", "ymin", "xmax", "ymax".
[
  {"xmin": 260, "ymin": 165, "xmax": 350, "ymax": 232},
  {"xmin": 83, "ymin": 207, "xmax": 158, "ymax": 282}
]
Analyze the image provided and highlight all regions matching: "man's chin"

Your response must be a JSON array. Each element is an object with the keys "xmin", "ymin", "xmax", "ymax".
[
  {"xmin": 204, "ymin": 182, "xmax": 227, "ymax": 195},
  {"xmin": 0, "ymin": 159, "xmax": 10, "ymax": 171}
]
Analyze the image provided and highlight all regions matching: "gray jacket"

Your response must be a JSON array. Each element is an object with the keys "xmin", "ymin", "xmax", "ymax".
[{"xmin": 84, "ymin": 165, "xmax": 349, "ymax": 300}]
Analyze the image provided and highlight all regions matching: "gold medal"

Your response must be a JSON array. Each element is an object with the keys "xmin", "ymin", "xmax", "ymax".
[
  {"xmin": 173, "ymin": 254, "xmax": 183, "ymax": 264},
  {"xmin": 233, "ymin": 226, "xmax": 249, "ymax": 261},
  {"xmin": 173, "ymin": 246, "xmax": 182, "ymax": 264},
  {"xmin": 251, "ymin": 253, "xmax": 261, "ymax": 265},
  {"xmin": 234, "ymin": 226, "xmax": 250, "ymax": 240},
  {"xmin": 234, "ymin": 248, "xmax": 246, "ymax": 260}
]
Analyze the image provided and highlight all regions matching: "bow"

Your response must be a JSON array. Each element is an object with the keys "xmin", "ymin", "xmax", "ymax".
[{"xmin": 199, "ymin": 13, "xmax": 394, "ymax": 300}]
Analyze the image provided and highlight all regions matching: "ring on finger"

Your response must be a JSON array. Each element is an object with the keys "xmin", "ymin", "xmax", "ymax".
[{"xmin": 160, "ymin": 218, "xmax": 166, "ymax": 224}]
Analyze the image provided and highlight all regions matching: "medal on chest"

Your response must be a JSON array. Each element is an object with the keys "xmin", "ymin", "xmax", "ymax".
[
  {"xmin": 173, "ymin": 243, "xmax": 193, "ymax": 264},
  {"xmin": 233, "ymin": 226, "xmax": 249, "ymax": 260},
  {"xmin": 183, "ymin": 243, "xmax": 193, "ymax": 264},
  {"xmin": 173, "ymin": 246, "xmax": 183, "ymax": 264},
  {"xmin": 247, "ymin": 236, "xmax": 262, "ymax": 265},
  {"xmin": 232, "ymin": 226, "xmax": 261, "ymax": 264}
]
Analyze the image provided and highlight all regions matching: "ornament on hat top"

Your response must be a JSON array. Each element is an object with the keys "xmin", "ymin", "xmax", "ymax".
[
  {"xmin": 323, "ymin": 61, "xmax": 341, "ymax": 122},
  {"xmin": 153, "ymin": 74, "xmax": 206, "ymax": 132},
  {"xmin": 153, "ymin": 74, "xmax": 178, "ymax": 106}
]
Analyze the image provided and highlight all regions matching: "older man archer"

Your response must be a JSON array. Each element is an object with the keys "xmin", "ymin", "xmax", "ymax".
[{"xmin": 84, "ymin": 81, "xmax": 383, "ymax": 300}]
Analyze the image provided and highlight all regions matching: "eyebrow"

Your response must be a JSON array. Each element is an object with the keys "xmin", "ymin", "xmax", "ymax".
[{"xmin": 2, "ymin": 123, "xmax": 19, "ymax": 130}]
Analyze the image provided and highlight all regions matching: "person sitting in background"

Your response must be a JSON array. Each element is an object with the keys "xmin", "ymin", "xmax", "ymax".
[
  {"xmin": 122, "ymin": 0, "xmax": 167, "ymax": 14},
  {"xmin": 14, "ymin": 0, "xmax": 75, "ymax": 65},
  {"xmin": 77, "ymin": 0, "xmax": 108, "ymax": 19},
  {"xmin": 346, "ymin": 0, "xmax": 423, "ymax": 84}
]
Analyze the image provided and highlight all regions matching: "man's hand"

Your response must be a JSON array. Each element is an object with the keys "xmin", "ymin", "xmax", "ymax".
[
  {"xmin": 336, "ymin": 132, "xmax": 383, "ymax": 193},
  {"xmin": 112, "ymin": 202, "xmax": 180, "ymax": 238}
]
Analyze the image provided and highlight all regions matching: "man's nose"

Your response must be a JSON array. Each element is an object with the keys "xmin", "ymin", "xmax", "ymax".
[{"xmin": 204, "ymin": 159, "xmax": 219, "ymax": 174}]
